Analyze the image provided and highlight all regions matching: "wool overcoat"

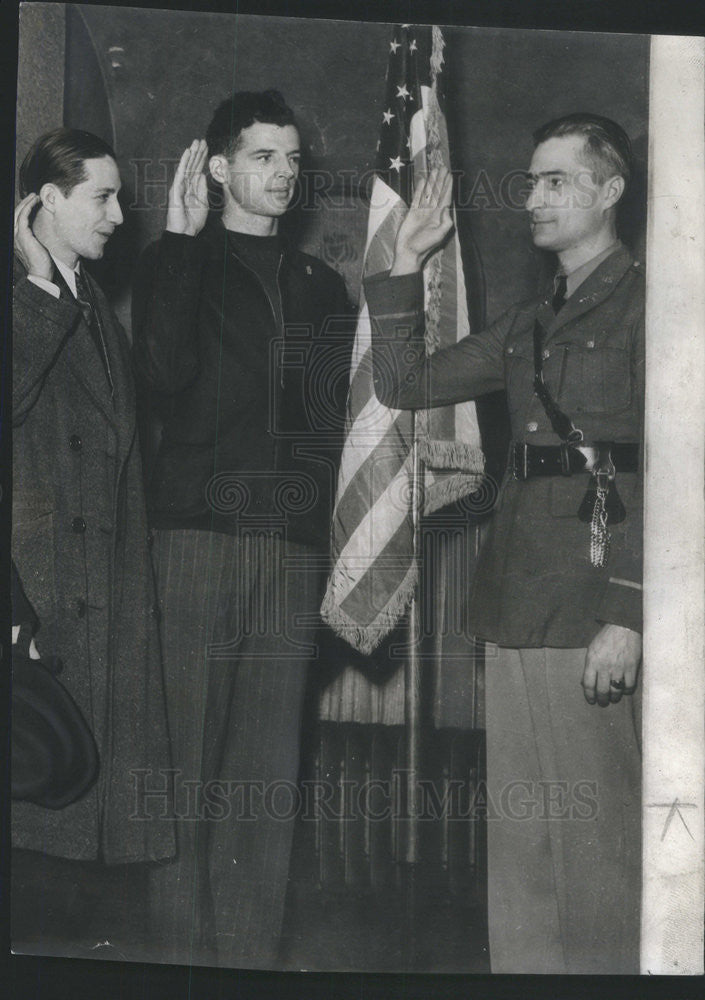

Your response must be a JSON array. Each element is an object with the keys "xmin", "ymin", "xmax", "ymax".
[{"xmin": 12, "ymin": 259, "xmax": 175, "ymax": 863}]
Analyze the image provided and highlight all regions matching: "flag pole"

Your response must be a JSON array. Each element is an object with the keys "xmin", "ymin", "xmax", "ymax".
[{"xmin": 402, "ymin": 409, "xmax": 424, "ymax": 966}]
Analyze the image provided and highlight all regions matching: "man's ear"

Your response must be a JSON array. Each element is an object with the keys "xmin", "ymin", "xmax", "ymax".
[
  {"xmin": 603, "ymin": 174, "xmax": 625, "ymax": 210},
  {"xmin": 39, "ymin": 182, "xmax": 61, "ymax": 215},
  {"xmin": 208, "ymin": 155, "xmax": 228, "ymax": 186}
]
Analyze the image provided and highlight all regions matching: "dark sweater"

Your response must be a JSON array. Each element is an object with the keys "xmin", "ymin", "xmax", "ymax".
[{"xmin": 132, "ymin": 222, "xmax": 353, "ymax": 551}]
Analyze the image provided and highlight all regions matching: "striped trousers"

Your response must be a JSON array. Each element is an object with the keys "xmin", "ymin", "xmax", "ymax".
[
  {"xmin": 147, "ymin": 529, "xmax": 322, "ymax": 968},
  {"xmin": 485, "ymin": 645, "xmax": 642, "ymax": 974}
]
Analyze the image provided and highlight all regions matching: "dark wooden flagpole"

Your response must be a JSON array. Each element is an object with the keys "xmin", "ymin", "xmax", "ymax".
[{"xmin": 402, "ymin": 414, "xmax": 424, "ymax": 967}]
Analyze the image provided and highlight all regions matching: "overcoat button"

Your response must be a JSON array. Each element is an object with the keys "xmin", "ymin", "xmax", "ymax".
[
  {"xmin": 586, "ymin": 339, "xmax": 595, "ymax": 349},
  {"xmin": 542, "ymin": 348, "xmax": 550, "ymax": 360},
  {"xmin": 526, "ymin": 421, "xmax": 538, "ymax": 433},
  {"xmin": 69, "ymin": 434, "xmax": 82, "ymax": 451},
  {"xmin": 72, "ymin": 516, "xmax": 86, "ymax": 533},
  {"xmin": 76, "ymin": 599, "xmax": 86, "ymax": 617},
  {"xmin": 506, "ymin": 346, "xmax": 514, "ymax": 355}
]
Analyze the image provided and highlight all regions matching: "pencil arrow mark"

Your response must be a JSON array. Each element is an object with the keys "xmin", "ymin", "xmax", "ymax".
[{"xmin": 647, "ymin": 798, "xmax": 697, "ymax": 842}]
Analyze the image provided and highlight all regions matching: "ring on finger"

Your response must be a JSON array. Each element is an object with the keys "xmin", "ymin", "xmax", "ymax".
[{"xmin": 609, "ymin": 678, "xmax": 626, "ymax": 690}]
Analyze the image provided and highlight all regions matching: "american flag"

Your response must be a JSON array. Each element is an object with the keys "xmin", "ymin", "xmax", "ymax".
[{"xmin": 321, "ymin": 24, "xmax": 484, "ymax": 656}]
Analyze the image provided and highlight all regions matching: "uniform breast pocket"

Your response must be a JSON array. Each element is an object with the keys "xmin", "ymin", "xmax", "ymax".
[
  {"xmin": 504, "ymin": 347, "xmax": 535, "ymax": 423},
  {"xmin": 559, "ymin": 343, "xmax": 632, "ymax": 415}
]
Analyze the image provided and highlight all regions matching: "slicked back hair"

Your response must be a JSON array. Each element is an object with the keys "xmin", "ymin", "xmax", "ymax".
[
  {"xmin": 19, "ymin": 127, "xmax": 117, "ymax": 198},
  {"xmin": 206, "ymin": 89, "xmax": 297, "ymax": 162},
  {"xmin": 533, "ymin": 113, "xmax": 634, "ymax": 194}
]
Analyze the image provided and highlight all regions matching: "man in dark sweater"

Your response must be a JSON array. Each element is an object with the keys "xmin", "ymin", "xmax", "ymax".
[{"xmin": 132, "ymin": 90, "xmax": 352, "ymax": 968}]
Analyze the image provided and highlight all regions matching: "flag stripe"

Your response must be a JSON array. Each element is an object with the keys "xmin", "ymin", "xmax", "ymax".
[
  {"xmin": 363, "ymin": 198, "xmax": 407, "ymax": 278},
  {"xmin": 336, "ymin": 398, "xmax": 409, "ymax": 504},
  {"xmin": 334, "ymin": 439, "xmax": 413, "ymax": 553},
  {"xmin": 338, "ymin": 517, "xmax": 415, "ymax": 621}
]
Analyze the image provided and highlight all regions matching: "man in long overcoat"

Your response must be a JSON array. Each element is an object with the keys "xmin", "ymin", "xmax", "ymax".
[
  {"xmin": 12, "ymin": 128, "xmax": 174, "ymax": 951},
  {"xmin": 367, "ymin": 113, "xmax": 643, "ymax": 974}
]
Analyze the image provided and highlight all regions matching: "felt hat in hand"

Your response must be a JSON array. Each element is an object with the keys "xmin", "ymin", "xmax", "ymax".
[{"xmin": 12, "ymin": 645, "xmax": 99, "ymax": 809}]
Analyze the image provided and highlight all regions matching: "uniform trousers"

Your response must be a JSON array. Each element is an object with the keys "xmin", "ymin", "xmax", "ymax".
[
  {"xmin": 148, "ymin": 529, "xmax": 319, "ymax": 968},
  {"xmin": 484, "ymin": 645, "xmax": 642, "ymax": 974}
]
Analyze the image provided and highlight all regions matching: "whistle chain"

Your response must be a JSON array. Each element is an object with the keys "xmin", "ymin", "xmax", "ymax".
[{"xmin": 590, "ymin": 482, "xmax": 611, "ymax": 567}]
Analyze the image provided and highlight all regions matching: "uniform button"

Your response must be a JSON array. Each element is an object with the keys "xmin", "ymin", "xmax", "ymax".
[
  {"xmin": 506, "ymin": 346, "xmax": 514, "ymax": 355},
  {"xmin": 586, "ymin": 339, "xmax": 595, "ymax": 349},
  {"xmin": 526, "ymin": 421, "xmax": 538, "ymax": 433},
  {"xmin": 72, "ymin": 516, "xmax": 86, "ymax": 533},
  {"xmin": 542, "ymin": 348, "xmax": 550, "ymax": 360},
  {"xmin": 69, "ymin": 434, "xmax": 82, "ymax": 451},
  {"xmin": 76, "ymin": 598, "xmax": 86, "ymax": 618}
]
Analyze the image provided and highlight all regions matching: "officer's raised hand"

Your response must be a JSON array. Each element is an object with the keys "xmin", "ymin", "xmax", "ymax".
[
  {"xmin": 390, "ymin": 166, "xmax": 454, "ymax": 276},
  {"xmin": 14, "ymin": 193, "xmax": 53, "ymax": 281},
  {"xmin": 582, "ymin": 623, "xmax": 641, "ymax": 707},
  {"xmin": 167, "ymin": 139, "xmax": 209, "ymax": 237}
]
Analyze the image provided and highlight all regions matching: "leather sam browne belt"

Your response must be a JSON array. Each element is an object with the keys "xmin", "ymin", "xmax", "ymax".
[
  {"xmin": 526, "ymin": 319, "xmax": 638, "ymax": 564},
  {"xmin": 511, "ymin": 441, "xmax": 639, "ymax": 481}
]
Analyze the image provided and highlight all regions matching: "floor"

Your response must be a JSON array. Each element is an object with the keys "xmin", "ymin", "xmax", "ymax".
[
  {"xmin": 280, "ymin": 723, "xmax": 490, "ymax": 973},
  {"xmin": 280, "ymin": 868, "xmax": 489, "ymax": 973},
  {"xmin": 10, "ymin": 724, "xmax": 490, "ymax": 974}
]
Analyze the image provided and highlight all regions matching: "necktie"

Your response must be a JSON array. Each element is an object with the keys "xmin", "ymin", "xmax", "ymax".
[
  {"xmin": 75, "ymin": 267, "xmax": 113, "ymax": 395},
  {"xmin": 552, "ymin": 272, "xmax": 567, "ymax": 314}
]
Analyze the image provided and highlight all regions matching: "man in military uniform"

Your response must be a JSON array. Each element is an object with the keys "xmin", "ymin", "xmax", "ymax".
[{"xmin": 366, "ymin": 114, "xmax": 643, "ymax": 973}]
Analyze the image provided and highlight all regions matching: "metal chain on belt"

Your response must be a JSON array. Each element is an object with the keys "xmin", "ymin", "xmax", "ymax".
[{"xmin": 590, "ymin": 482, "xmax": 611, "ymax": 567}]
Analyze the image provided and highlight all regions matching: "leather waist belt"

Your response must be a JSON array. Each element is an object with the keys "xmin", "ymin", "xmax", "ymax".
[{"xmin": 511, "ymin": 441, "xmax": 639, "ymax": 481}]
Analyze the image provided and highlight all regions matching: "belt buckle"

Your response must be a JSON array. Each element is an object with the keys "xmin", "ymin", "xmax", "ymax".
[
  {"xmin": 513, "ymin": 442, "xmax": 528, "ymax": 481},
  {"xmin": 559, "ymin": 442, "xmax": 572, "ymax": 476},
  {"xmin": 594, "ymin": 444, "xmax": 616, "ymax": 488}
]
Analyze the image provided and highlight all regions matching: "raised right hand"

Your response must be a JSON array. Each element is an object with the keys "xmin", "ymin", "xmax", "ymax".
[
  {"xmin": 166, "ymin": 139, "xmax": 209, "ymax": 236},
  {"xmin": 14, "ymin": 193, "xmax": 53, "ymax": 281},
  {"xmin": 390, "ymin": 166, "xmax": 454, "ymax": 276}
]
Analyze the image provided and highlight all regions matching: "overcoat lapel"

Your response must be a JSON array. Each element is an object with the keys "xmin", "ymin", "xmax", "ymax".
[
  {"xmin": 51, "ymin": 265, "xmax": 118, "ymax": 431},
  {"xmin": 54, "ymin": 265, "xmax": 135, "ymax": 456},
  {"xmin": 83, "ymin": 270, "xmax": 136, "ymax": 457}
]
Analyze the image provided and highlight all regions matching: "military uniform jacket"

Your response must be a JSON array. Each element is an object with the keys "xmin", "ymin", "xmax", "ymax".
[
  {"xmin": 366, "ymin": 245, "xmax": 644, "ymax": 649},
  {"xmin": 12, "ymin": 259, "xmax": 175, "ymax": 863}
]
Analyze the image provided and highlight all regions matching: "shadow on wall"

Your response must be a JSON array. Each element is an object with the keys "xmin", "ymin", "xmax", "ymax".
[
  {"xmin": 620, "ymin": 132, "xmax": 648, "ymax": 259},
  {"xmin": 64, "ymin": 7, "xmax": 141, "ymax": 321}
]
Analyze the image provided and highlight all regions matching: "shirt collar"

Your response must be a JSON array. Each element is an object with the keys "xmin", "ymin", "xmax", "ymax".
[
  {"xmin": 557, "ymin": 240, "xmax": 623, "ymax": 299},
  {"xmin": 51, "ymin": 253, "xmax": 80, "ymax": 298}
]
